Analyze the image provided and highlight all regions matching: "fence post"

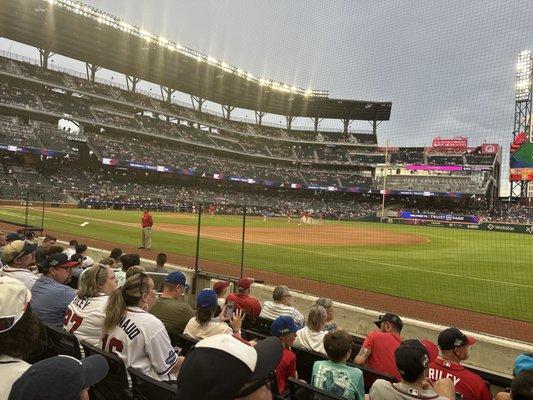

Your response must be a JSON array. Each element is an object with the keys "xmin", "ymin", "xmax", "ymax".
[
  {"xmin": 24, "ymin": 191, "xmax": 30, "ymax": 232},
  {"xmin": 40, "ymin": 193, "xmax": 45, "ymax": 233},
  {"xmin": 194, "ymin": 202, "xmax": 202, "ymax": 273},
  {"xmin": 240, "ymin": 204, "xmax": 247, "ymax": 278}
]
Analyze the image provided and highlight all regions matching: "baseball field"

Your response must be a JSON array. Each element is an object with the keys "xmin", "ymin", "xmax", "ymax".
[{"xmin": 1, "ymin": 205, "xmax": 532, "ymax": 326}]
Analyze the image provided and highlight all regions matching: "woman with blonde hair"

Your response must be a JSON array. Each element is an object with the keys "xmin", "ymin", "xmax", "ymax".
[
  {"xmin": 294, "ymin": 305, "xmax": 329, "ymax": 355},
  {"xmin": 102, "ymin": 272, "xmax": 183, "ymax": 382},
  {"xmin": 65, "ymin": 264, "xmax": 117, "ymax": 346}
]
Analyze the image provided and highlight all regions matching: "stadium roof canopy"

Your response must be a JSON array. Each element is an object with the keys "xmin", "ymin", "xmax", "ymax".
[{"xmin": 0, "ymin": 0, "xmax": 391, "ymax": 122}]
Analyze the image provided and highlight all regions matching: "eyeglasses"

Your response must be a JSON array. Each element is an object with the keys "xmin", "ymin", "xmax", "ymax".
[{"xmin": 138, "ymin": 272, "xmax": 148, "ymax": 295}]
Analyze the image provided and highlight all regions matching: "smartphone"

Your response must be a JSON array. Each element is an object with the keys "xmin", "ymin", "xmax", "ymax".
[{"xmin": 225, "ymin": 301, "xmax": 235, "ymax": 319}]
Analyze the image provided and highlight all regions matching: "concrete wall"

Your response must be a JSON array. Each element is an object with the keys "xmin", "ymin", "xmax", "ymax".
[{"xmin": 81, "ymin": 243, "xmax": 532, "ymax": 377}]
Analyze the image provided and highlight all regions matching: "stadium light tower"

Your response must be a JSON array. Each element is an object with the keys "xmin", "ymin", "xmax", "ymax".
[{"xmin": 510, "ymin": 50, "xmax": 532, "ymax": 200}]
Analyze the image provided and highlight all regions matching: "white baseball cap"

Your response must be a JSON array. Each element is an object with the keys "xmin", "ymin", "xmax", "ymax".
[{"xmin": 0, "ymin": 276, "xmax": 32, "ymax": 333}]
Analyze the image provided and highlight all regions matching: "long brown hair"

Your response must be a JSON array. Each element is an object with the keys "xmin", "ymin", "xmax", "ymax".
[
  {"xmin": 77, "ymin": 264, "xmax": 110, "ymax": 299},
  {"xmin": 103, "ymin": 272, "xmax": 150, "ymax": 333}
]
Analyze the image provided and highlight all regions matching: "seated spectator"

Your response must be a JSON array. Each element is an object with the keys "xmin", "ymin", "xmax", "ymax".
[
  {"xmin": 260, "ymin": 285, "xmax": 305, "ymax": 327},
  {"xmin": 271, "ymin": 316, "xmax": 299, "ymax": 395},
  {"xmin": 115, "ymin": 253, "xmax": 140, "ymax": 287},
  {"xmin": 0, "ymin": 240, "xmax": 38, "ymax": 289},
  {"xmin": 8, "ymin": 354, "xmax": 109, "ymax": 400},
  {"xmin": 63, "ymin": 239, "xmax": 79, "ymax": 259},
  {"xmin": 98, "ymin": 257, "xmax": 116, "ymax": 268},
  {"xmin": 148, "ymin": 253, "xmax": 168, "ymax": 291},
  {"xmin": 5, "ymin": 232, "xmax": 25, "ymax": 244},
  {"xmin": 74, "ymin": 244, "xmax": 94, "ymax": 269},
  {"xmin": 495, "ymin": 353, "xmax": 533, "ymax": 400},
  {"xmin": 225, "ymin": 277, "xmax": 262, "ymax": 317},
  {"xmin": 428, "ymin": 327, "xmax": 492, "ymax": 400},
  {"xmin": 294, "ymin": 305, "xmax": 328, "ymax": 355},
  {"xmin": 102, "ymin": 272, "xmax": 183, "ymax": 381},
  {"xmin": 370, "ymin": 339, "xmax": 455, "ymax": 400},
  {"xmin": 34, "ymin": 235, "xmax": 56, "ymax": 266},
  {"xmin": 150, "ymin": 271, "xmax": 194, "ymax": 341},
  {"xmin": 213, "ymin": 280, "xmax": 230, "ymax": 308},
  {"xmin": 510, "ymin": 370, "xmax": 533, "ymax": 400},
  {"xmin": 30, "ymin": 253, "xmax": 78, "ymax": 327},
  {"xmin": 110, "ymin": 247, "xmax": 123, "ymax": 269},
  {"xmin": 355, "ymin": 313, "xmax": 403, "ymax": 381},
  {"xmin": 177, "ymin": 334, "xmax": 283, "ymax": 400},
  {"xmin": 315, "ymin": 297, "xmax": 336, "ymax": 331},
  {"xmin": 65, "ymin": 264, "xmax": 117, "ymax": 346},
  {"xmin": 0, "ymin": 276, "xmax": 41, "ymax": 399},
  {"xmin": 312, "ymin": 329, "xmax": 364, "ymax": 400},
  {"xmin": 184, "ymin": 289, "xmax": 243, "ymax": 340}
]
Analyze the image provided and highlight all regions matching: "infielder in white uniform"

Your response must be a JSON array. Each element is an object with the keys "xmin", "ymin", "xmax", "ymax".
[
  {"xmin": 64, "ymin": 264, "xmax": 117, "ymax": 346},
  {"xmin": 102, "ymin": 271, "xmax": 183, "ymax": 382}
]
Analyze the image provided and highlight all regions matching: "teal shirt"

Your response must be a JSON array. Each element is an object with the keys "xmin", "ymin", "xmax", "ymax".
[{"xmin": 312, "ymin": 360, "xmax": 365, "ymax": 400}]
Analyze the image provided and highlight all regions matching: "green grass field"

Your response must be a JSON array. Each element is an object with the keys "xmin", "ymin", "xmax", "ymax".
[{"xmin": 1, "ymin": 206, "xmax": 532, "ymax": 322}]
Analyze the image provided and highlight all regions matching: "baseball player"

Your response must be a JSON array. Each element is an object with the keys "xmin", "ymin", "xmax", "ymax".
[
  {"xmin": 65, "ymin": 264, "xmax": 117, "ymax": 346},
  {"xmin": 101, "ymin": 272, "xmax": 183, "ymax": 381}
]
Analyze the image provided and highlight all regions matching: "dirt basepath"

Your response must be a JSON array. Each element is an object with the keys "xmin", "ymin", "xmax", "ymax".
[{"xmin": 2, "ymin": 221, "xmax": 530, "ymax": 343}]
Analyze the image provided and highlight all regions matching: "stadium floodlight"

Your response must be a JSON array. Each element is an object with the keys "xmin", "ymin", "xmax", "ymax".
[{"xmin": 516, "ymin": 50, "xmax": 532, "ymax": 101}]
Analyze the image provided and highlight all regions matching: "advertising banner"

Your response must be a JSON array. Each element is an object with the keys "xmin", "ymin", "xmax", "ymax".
[
  {"xmin": 432, "ymin": 136, "xmax": 468, "ymax": 149},
  {"xmin": 400, "ymin": 211, "xmax": 480, "ymax": 223}
]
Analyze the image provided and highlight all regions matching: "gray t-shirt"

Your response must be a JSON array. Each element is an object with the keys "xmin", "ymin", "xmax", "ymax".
[{"xmin": 370, "ymin": 379, "xmax": 449, "ymax": 400}]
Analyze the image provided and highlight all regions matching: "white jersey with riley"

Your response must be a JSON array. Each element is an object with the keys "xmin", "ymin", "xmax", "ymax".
[
  {"xmin": 65, "ymin": 294, "xmax": 109, "ymax": 347},
  {"xmin": 102, "ymin": 307, "xmax": 178, "ymax": 381}
]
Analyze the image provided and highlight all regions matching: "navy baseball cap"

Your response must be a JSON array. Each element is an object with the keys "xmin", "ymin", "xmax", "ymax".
[
  {"xmin": 395, "ymin": 339, "xmax": 436, "ymax": 383},
  {"xmin": 165, "ymin": 271, "xmax": 191, "ymax": 289},
  {"xmin": 438, "ymin": 327, "xmax": 475, "ymax": 350},
  {"xmin": 271, "ymin": 316, "xmax": 299, "ymax": 337},
  {"xmin": 43, "ymin": 253, "xmax": 80, "ymax": 270},
  {"xmin": 8, "ymin": 354, "xmax": 108, "ymax": 400},
  {"xmin": 5, "ymin": 232, "xmax": 25, "ymax": 242},
  {"xmin": 197, "ymin": 289, "xmax": 218, "ymax": 308},
  {"xmin": 374, "ymin": 313, "xmax": 403, "ymax": 329}
]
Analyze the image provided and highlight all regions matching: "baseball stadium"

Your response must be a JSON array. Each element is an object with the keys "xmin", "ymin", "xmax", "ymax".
[{"xmin": 0, "ymin": 1, "xmax": 532, "ymax": 399}]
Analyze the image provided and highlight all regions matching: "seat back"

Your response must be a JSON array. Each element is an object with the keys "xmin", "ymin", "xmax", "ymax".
[
  {"xmin": 44, "ymin": 323, "xmax": 82, "ymax": 359},
  {"xmin": 80, "ymin": 340, "xmax": 131, "ymax": 400},
  {"xmin": 171, "ymin": 333, "xmax": 198, "ymax": 356},
  {"xmin": 291, "ymin": 346, "xmax": 328, "ymax": 383},
  {"xmin": 242, "ymin": 315, "xmax": 273, "ymax": 336},
  {"xmin": 128, "ymin": 367, "xmax": 178, "ymax": 400},
  {"xmin": 288, "ymin": 377, "xmax": 345, "ymax": 400},
  {"xmin": 348, "ymin": 362, "xmax": 396, "ymax": 392},
  {"xmin": 242, "ymin": 328, "xmax": 268, "ymax": 342}
]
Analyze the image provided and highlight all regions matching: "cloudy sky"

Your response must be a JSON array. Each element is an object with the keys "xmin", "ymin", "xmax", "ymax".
[{"xmin": 1, "ymin": 0, "xmax": 532, "ymax": 193}]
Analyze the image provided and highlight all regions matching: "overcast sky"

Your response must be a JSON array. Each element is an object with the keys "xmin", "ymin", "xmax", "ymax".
[{"xmin": 2, "ymin": 0, "xmax": 532, "ymax": 194}]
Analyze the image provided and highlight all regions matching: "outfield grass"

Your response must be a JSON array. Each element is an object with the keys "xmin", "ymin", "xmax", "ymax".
[{"xmin": 1, "ymin": 207, "xmax": 532, "ymax": 322}]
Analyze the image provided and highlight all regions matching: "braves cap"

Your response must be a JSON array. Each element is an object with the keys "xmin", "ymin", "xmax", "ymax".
[
  {"xmin": 8, "ymin": 354, "xmax": 108, "ymax": 400},
  {"xmin": 177, "ymin": 334, "xmax": 283, "ymax": 400},
  {"xmin": 70, "ymin": 253, "xmax": 86, "ymax": 263},
  {"xmin": 213, "ymin": 280, "xmax": 230, "ymax": 294},
  {"xmin": 43, "ymin": 253, "xmax": 80, "ymax": 270},
  {"xmin": 374, "ymin": 313, "xmax": 403, "ymax": 329},
  {"xmin": 165, "ymin": 271, "xmax": 191, "ymax": 289},
  {"xmin": 438, "ymin": 327, "xmax": 476, "ymax": 350},
  {"xmin": 197, "ymin": 288, "xmax": 218, "ymax": 308},
  {"xmin": 0, "ymin": 276, "xmax": 31, "ymax": 333},
  {"xmin": 237, "ymin": 277, "xmax": 253, "ymax": 290},
  {"xmin": 514, "ymin": 353, "xmax": 533, "ymax": 376},
  {"xmin": 395, "ymin": 339, "xmax": 436, "ymax": 383},
  {"xmin": 5, "ymin": 232, "xmax": 25, "ymax": 242},
  {"xmin": 271, "ymin": 315, "xmax": 299, "ymax": 337},
  {"xmin": 1, "ymin": 240, "xmax": 38, "ymax": 263}
]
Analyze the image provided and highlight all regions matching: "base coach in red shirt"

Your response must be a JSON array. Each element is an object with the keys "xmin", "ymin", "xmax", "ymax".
[{"xmin": 139, "ymin": 209, "xmax": 153, "ymax": 250}]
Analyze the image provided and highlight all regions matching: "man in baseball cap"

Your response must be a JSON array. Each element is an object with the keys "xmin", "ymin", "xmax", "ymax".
[
  {"xmin": 428, "ymin": 327, "xmax": 491, "ymax": 400},
  {"xmin": 177, "ymin": 334, "xmax": 283, "ymax": 400},
  {"xmin": 0, "ymin": 240, "xmax": 38, "ymax": 289},
  {"xmin": 5, "ymin": 232, "xmax": 25, "ymax": 243},
  {"xmin": 370, "ymin": 339, "xmax": 455, "ymax": 399},
  {"xmin": 213, "ymin": 280, "xmax": 231, "ymax": 308},
  {"xmin": 8, "ymin": 354, "xmax": 109, "ymax": 400},
  {"xmin": 225, "ymin": 277, "xmax": 262, "ymax": 317},
  {"xmin": 151, "ymin": 271, "xmax": 194, "ymax": 339},
  {"xmin": 355, "ymin": 312, "xmax": 404, "ymax": 381},
  {"xmin": 30, "ymin": 253, "xmax": 78, "ymax": 327}
]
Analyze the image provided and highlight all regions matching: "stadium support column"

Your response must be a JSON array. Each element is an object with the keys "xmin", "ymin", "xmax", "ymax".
[
  {"xmin": 38, "ymin": 48, "xmax": 55, "ymax": 69},
  {"xmin": 312, "ymin": 117, "xmax": 323, "ymax": 133},
  {"xmin": 160, "ymin": 86, "xmax": 175, "ymax": 103},
  {"xmin": 85, "ymin": 63, "xmax": 100, "ymax": 82},
  {"xmin": 222, "ymin": 105, "xmax": 234, "ymax": 119},
  {"xmin": 191, "ymin": 96, "xmax": 205, "ymax": 112},
  {"xmin": 342, "ymin": 118, "xmax": 352, "ymax": 133},
  {"xmin": 126, "ymin": 75, "xmax": 141, "ymax": 92},
  {"xmin": 286, "ymin": 115, "xmax": 295, "ymax": 131},
  {"xmin": 369, "ymin": 118, "xmax": 382, "ymax": 136},
  {"xmin": 255, "ymin": 111, "xmax": 266, "ymax": 125}
]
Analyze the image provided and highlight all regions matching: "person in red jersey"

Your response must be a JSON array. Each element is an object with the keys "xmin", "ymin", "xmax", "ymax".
[
  {"xmin": 139, "ymin": 209, "xmax": 153, "ymax": 250},
  {"xmin": 354, "ymin": 313, "xmax": 403, "ymax": 382},
  {"xmin": 225, "ymin": 277, "xmax": 262, "ymax": 317},
  {"xmin": 428, "ymin": 327, "xmax": 492, "ymax": 400}
]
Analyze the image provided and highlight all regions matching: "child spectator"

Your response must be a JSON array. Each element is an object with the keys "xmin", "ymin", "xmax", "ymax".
[
  {"xmin": 270, "ymin": 316, "xmax": 299, "ymax": 395},
  {"xmin": 312, "ymin": 329, "xmax": 364, "ymax": 400}
]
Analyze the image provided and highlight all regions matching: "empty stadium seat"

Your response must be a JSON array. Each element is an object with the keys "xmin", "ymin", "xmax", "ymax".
[
  {"xmin": 242, "ymin": 315, "xmax": 273, "ymax": 336},
  {"xmin": 43, "ymin": 323, "xmax": 82, "ymax": 359},
  {"xmin": 128, "ymin": 367, "xmax": 178, "ymax": 400}
]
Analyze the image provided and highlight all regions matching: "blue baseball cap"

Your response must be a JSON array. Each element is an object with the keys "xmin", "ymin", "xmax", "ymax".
[
  {"xmin": 165, "ymin": 271, "xmax": 191, "ymax": 289},
  {"xmin": 515, "ymin": 353, "xmax": 533, "ymax": 376},
  {"xmin": 271, "ymin": 316, "xmax": 299, "ymax": 337},
  {"xmin": 197, "ymin": 289, "xmax": 217, "ymax": 308}
]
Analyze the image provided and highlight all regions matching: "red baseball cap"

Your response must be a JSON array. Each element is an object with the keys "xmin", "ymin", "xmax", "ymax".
[
  {"xmin": 420, "ymin": 339, "xmax": 439, "ymax": 362},
  {"xmin": 237, "ymin": 278, "xmax": 253, "ymax": 290},
  {"xmin": 213, "ymin": 280, "xmax": 230, "ymax": 294}
]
